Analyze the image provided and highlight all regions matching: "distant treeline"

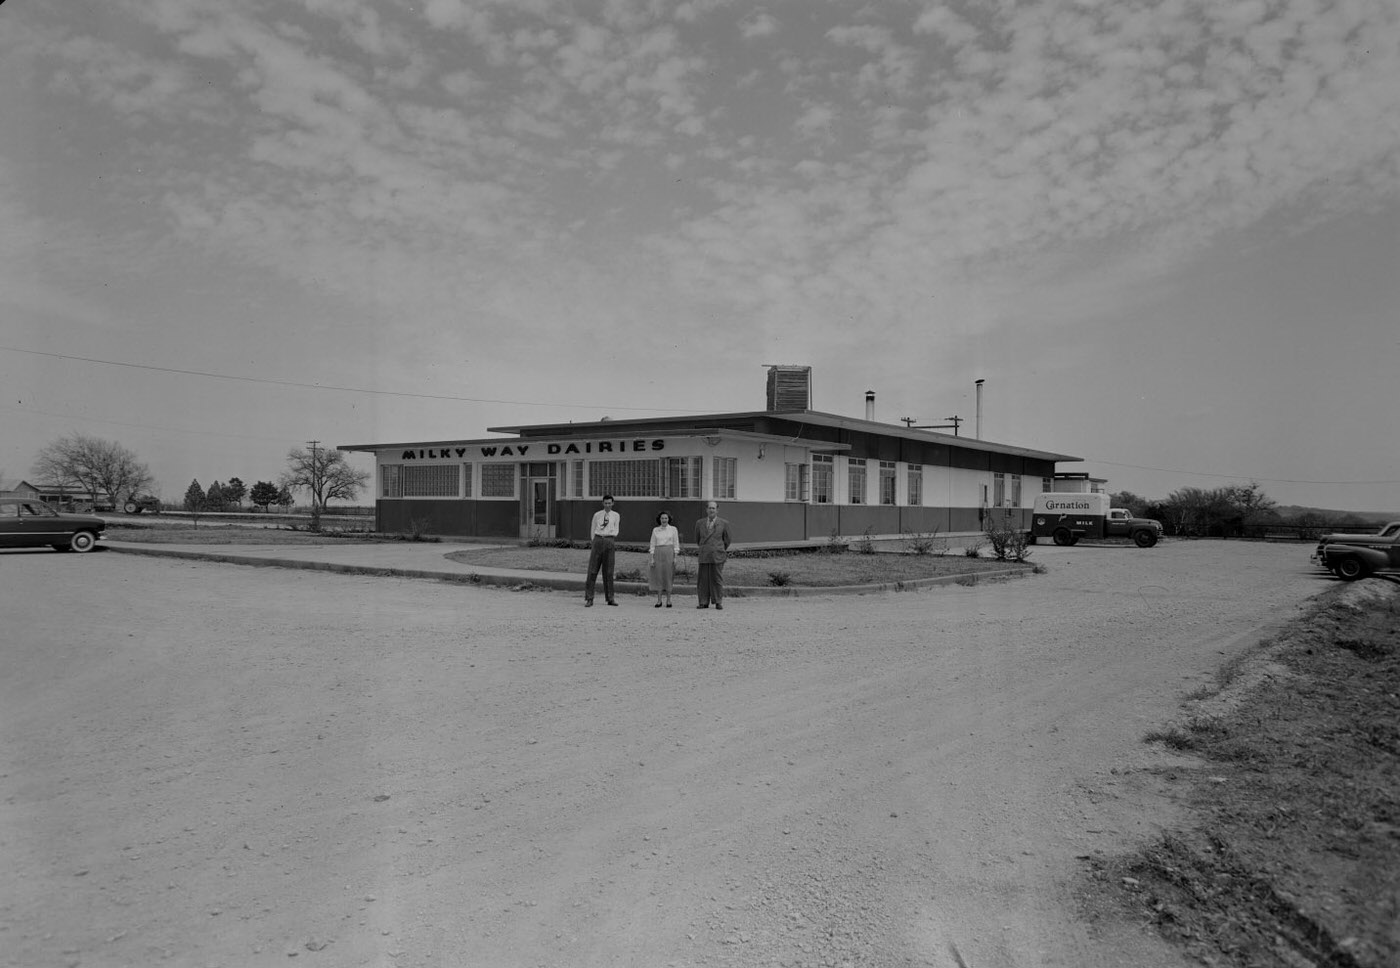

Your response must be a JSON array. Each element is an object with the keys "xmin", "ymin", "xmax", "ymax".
[{"xmin": 1109, "ymin": 483, "xmax": 1391, "ymax": 539}]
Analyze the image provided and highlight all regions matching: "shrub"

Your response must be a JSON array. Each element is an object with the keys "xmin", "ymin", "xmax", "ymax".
[
  {"xmin": 963, "ymin": 541, "xmax": 983, "ymax": 558},
  {"xmin": 615, "ymin": 567, "xmax": 644, "ymax": 582},
  {"xmin": 902, "ymin": 529, "xmax": 941, "ymax": 556},
  {"xmin": 855, "ymin": 526, "xmax": 876, "ymax": 554},
  {"xmin": 824, "ymin": 529, "xmax": 849, "ymax": 554},
  {"xmin": 767, "ymin": 570, "xmax": 792, "ymax": 586},
  {"xmin": 983, "ymin": 515, "xmax": 1033, "ymax": 562}
]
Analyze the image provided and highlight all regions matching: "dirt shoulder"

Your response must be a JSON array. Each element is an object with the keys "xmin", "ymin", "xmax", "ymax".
[
  {"xmin": 0, "ymin": 540, "xmax": 1335, "ymax": 967},
  {"xmin": 1083, "ymin": 579, "xmax": 1400, "ymax": 968}
]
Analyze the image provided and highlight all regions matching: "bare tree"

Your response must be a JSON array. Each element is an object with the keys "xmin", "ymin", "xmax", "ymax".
[
  {"xmin": 32, "ymin": 434, "xmax": 153, "ymax": 508},
  {"xmin": 280, "ymin": 445, "xmax": 370, "ymax": 531},
  {"xmin": 1223, "ymin": 481, "xmax": 1278, "ymax": 523}
]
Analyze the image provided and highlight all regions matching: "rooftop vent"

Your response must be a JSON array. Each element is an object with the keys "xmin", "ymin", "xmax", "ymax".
[{"xmin": 765, "ymin": 364, "xmax": 812, "ymax": 412}]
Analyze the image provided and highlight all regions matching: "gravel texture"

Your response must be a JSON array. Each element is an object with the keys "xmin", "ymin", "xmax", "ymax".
[{"xmin": 1, "ymin": 540, "xmax": 1323, "ymax": 967}]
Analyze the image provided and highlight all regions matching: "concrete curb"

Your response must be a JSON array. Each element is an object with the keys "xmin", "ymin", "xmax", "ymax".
[{"xmin": 103, "ymin": 544, "xmax": 1034, "ymax": 597}]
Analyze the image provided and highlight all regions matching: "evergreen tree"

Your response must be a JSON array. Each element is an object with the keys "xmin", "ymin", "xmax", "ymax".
[
  {"xmin": 223, "ymin": 477, "xmax": 247, "ymax": 508},
  {"xmin": 183, "ymin": 480, "xmax": 206, "ymax": 525},
  {"xmin": 250, "ymin": 480, "xmax": 279, "ymax": 512}
]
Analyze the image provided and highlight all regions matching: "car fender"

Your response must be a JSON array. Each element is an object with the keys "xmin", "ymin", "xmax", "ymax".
[{"xmin": 1321, "ymin": 544, "xmax": 1389, "ymax": 569}]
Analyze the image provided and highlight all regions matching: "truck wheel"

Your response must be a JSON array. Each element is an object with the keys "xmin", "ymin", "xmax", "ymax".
[
  {"xmin": 68, "ymin": 530, "xmax": 97, "ymax": 553},
  {"xmin": 1053, "ymin": 528, "xmax": 1072, "ymax": 546},
  {"xmin": 124, "ymin": 501, "xmax": 140, "ymax": 514},
  {"xmin": 1133, "ymin": 530, "xmax": 1158, "ymax": 548},
  {"xmin": 1333, "ymin": 556, "xmax": 1370, "ymax": 581}
]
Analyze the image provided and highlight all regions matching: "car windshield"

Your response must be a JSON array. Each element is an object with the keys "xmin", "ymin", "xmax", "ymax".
[{"xmin": 17, "ymin": 502, "xmax": 60, "ymax": 518}]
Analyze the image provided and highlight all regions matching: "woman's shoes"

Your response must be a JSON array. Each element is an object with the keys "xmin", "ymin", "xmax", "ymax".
[
  {"xmin": 665, "ymin": 601, "xmax": 672, "ymax": 608},
  {"xmin": 654, "ymin": 602, "xmax": 662, "ymax": 608}
]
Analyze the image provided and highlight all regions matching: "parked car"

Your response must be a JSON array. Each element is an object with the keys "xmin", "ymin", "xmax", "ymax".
[
  {"xmin": 1311, "ymin": 521, "xmax": 1400, "ymax": 581},
  {"xmin": 0, "ymin": 497, "xmax": 106, "ymax": 552}
]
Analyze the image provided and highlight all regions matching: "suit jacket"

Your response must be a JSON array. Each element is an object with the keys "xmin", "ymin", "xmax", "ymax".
[{"xmin": 694, "ymin": 516, "xmax": 732, "ymax": 564}]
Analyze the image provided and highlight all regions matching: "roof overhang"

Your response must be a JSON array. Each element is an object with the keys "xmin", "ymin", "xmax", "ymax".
[{"xmin": 338, "ymin": 427, "xmax": 850, "ymax": 454}]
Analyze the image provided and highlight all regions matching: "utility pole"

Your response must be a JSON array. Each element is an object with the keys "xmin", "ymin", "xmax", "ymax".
[{"xmin": 305, "ymin": 441, "xmax": 322, "ymax": 529}]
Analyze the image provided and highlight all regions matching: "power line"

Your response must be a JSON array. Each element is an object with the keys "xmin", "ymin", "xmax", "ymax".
[
  {"xmin": 0, "ymin": 346, "xmax": 701, "ymax": 413},
  {"xmin": 1082, "ymin": 457, "xmax": 1400, "ymax": 487},
  {"xmin": 5, "ymin": 347, "xmax": 1394, "ymax": 489},
  {"xmin": 0, "ymin": 402, "xmax": 294, "ymax": 444}
]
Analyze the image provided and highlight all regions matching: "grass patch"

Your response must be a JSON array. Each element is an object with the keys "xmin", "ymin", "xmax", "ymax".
[
  {"xmin": 106, "ymin": 524, "xmax": 386, "ymax": 545},
  {"xmin": 1092, "ymin": 586, "xmax": 1400, "ymax": 968},
  {"xmin": 105, "ymin": 524, "xmax": 1034, "ymax": 587},
  {"xmin": 442, "ymin": 544, "xmax": 1029, "ymax": 587}
]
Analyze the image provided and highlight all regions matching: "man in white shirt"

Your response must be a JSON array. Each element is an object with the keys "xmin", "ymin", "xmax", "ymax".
[{"xmin": 585, "ymin": 494, "xmax": 620, "ymax": 606}]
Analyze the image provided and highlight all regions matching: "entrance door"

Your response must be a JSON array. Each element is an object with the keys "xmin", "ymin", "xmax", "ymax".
[{"xmin": 519, "ymin": 464, "xmax": 556, "ymax": 539}]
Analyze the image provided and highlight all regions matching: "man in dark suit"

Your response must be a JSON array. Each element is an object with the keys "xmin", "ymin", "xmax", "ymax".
[{"xmin": 693, "ymin": 501, "xmax": 732, "ymax": 609}]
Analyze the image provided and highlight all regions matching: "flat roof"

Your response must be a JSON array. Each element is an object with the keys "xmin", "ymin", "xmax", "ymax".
[
  {"xmin": 338, "ymin": 426, "xmax": 851, "ymax": 454},
  {"xmin": 486, "ymin": 409, "xmax": 1080, "ymax": 463}
]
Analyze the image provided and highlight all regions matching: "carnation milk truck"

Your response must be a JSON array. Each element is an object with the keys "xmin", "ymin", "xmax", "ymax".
[{"xmin": 1030, "ymin": 493, "xmax": 1163, "ymax": 547}]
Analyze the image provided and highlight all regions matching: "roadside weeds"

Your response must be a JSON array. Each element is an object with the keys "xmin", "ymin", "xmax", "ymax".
[{"xmin": 1083, "ymin": 581, "xmax": 1400, "ymax": 967}]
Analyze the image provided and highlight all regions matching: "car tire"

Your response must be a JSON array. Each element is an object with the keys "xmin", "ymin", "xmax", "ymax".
[
  {"xmin": 1053, "ymin": 528, "xmax": 1072, "ymax": 546},
  {"xmin": 1333, "ymin": 556, "xmax": 1369, "ymax": 581},
  {"xmin": 68, "ymin": 531, "xmax": 97, "ymax": 553},
  {"xmin": 1133, "ymin": 529, "xmax": 1158, "ymax": 548},
  {"xmin": 124, "ymin": 501, "xmax": 140, "ymax": 514}
]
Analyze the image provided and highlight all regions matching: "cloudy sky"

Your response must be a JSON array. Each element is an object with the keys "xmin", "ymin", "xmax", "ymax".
[{"xmin": 2, "ymin": 0, "xmax": 1397, "ymax": 511}]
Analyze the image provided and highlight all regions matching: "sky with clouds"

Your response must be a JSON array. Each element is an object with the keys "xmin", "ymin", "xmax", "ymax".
[{"xmin": 1, "ymin": 0, "xmax": 1397, "ymax": 511}]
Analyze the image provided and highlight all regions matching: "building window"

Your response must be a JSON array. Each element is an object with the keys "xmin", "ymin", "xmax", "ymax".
[
  {"xmin": 785, "ymin": 463, "xmax": 809, "ymax": 502},
  {"xmin": 589, "ymin": 459, "xmax": 660, "ymax": 497},
  {"xmin": 403, "ymin": 464, "xmax": 460, "ymax": 498},
  {"xmin": 993, "ymin": 472, "xmax": 1006, "ymax": 507},
  {"xmin": 812, "ymin": 454, "xmax": 833, "ymax": 504},
  {"xmin": 907, "ymin": 465, "xmax": 923, "ymax": 506},
  {"xmin": 1042, "ymin": 476, "xmax": 1052, "ymax": 495},
  {"xmin": 712, "ymin": 457, "xmax": 737, "ymax": 499},
  {"xmin": 381, "ymin": 464, "xmax": 402, "ymax": 498},
  {"xmin": 848, "ymin": 459, "xmax": 867, "ymax": 505},
  {"xmin": 879, "ymin": 460, "xmax": 896, "ymax": 505},
  {"xmin": 664, "ymin": 457, "xmax": 702, "ymax": 498},
  {"xmin": 481, "ymin": 464, "xmax": 516, "ymax": 497},
  {"xmin": 573, "ymin": 461, "xmax": 585, "ymax": 498},
  {"xmin": 1011, "ymin": 475, "xmax": 1022, "ymax": 507}
]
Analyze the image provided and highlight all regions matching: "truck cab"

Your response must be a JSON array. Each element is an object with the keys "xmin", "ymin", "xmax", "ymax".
[{"xmin": 1030, "ymin": 493, "xmax": 1162, "ymax": 547}]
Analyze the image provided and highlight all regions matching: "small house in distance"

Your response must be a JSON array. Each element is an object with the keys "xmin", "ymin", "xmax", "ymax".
[{"xmin": 338, "ymin": 366, "xmax": 1081, "ymax": 545}]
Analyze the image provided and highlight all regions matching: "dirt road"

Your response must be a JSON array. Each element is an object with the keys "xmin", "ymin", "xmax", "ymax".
[{"xmin": 1, "ymin": 540, "xmax": 1324, "ymax": 968}]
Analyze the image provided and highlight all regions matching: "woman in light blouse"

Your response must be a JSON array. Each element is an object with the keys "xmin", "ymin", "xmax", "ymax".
[{"xmin": 648, "ymin": 510, "xmax": 681, "ymax": 608}]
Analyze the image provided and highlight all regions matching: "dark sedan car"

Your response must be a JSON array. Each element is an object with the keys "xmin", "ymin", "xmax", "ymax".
[{"xmin": 0, "ymin": 497, "xmax": 106, "ymax": 552}]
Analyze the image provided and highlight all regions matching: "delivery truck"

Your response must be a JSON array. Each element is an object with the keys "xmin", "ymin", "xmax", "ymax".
[{"xmin": 1030, "ymin": 493, "xmax": 1162, "ymax": 547}]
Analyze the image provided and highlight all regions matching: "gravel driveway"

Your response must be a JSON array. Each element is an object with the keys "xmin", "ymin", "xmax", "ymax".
[{"xmin": 1, "ymin": 540, "xmax": 1324, "ymax": 968}]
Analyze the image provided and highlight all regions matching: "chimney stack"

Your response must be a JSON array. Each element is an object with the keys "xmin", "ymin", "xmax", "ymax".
[
  {"xmin": 975, "ymin": 379, "xmax": 985, "ymax": 439},
  {"xmin": 865, "ymin": 390, "xmax": 875, "ymax": 421}
]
